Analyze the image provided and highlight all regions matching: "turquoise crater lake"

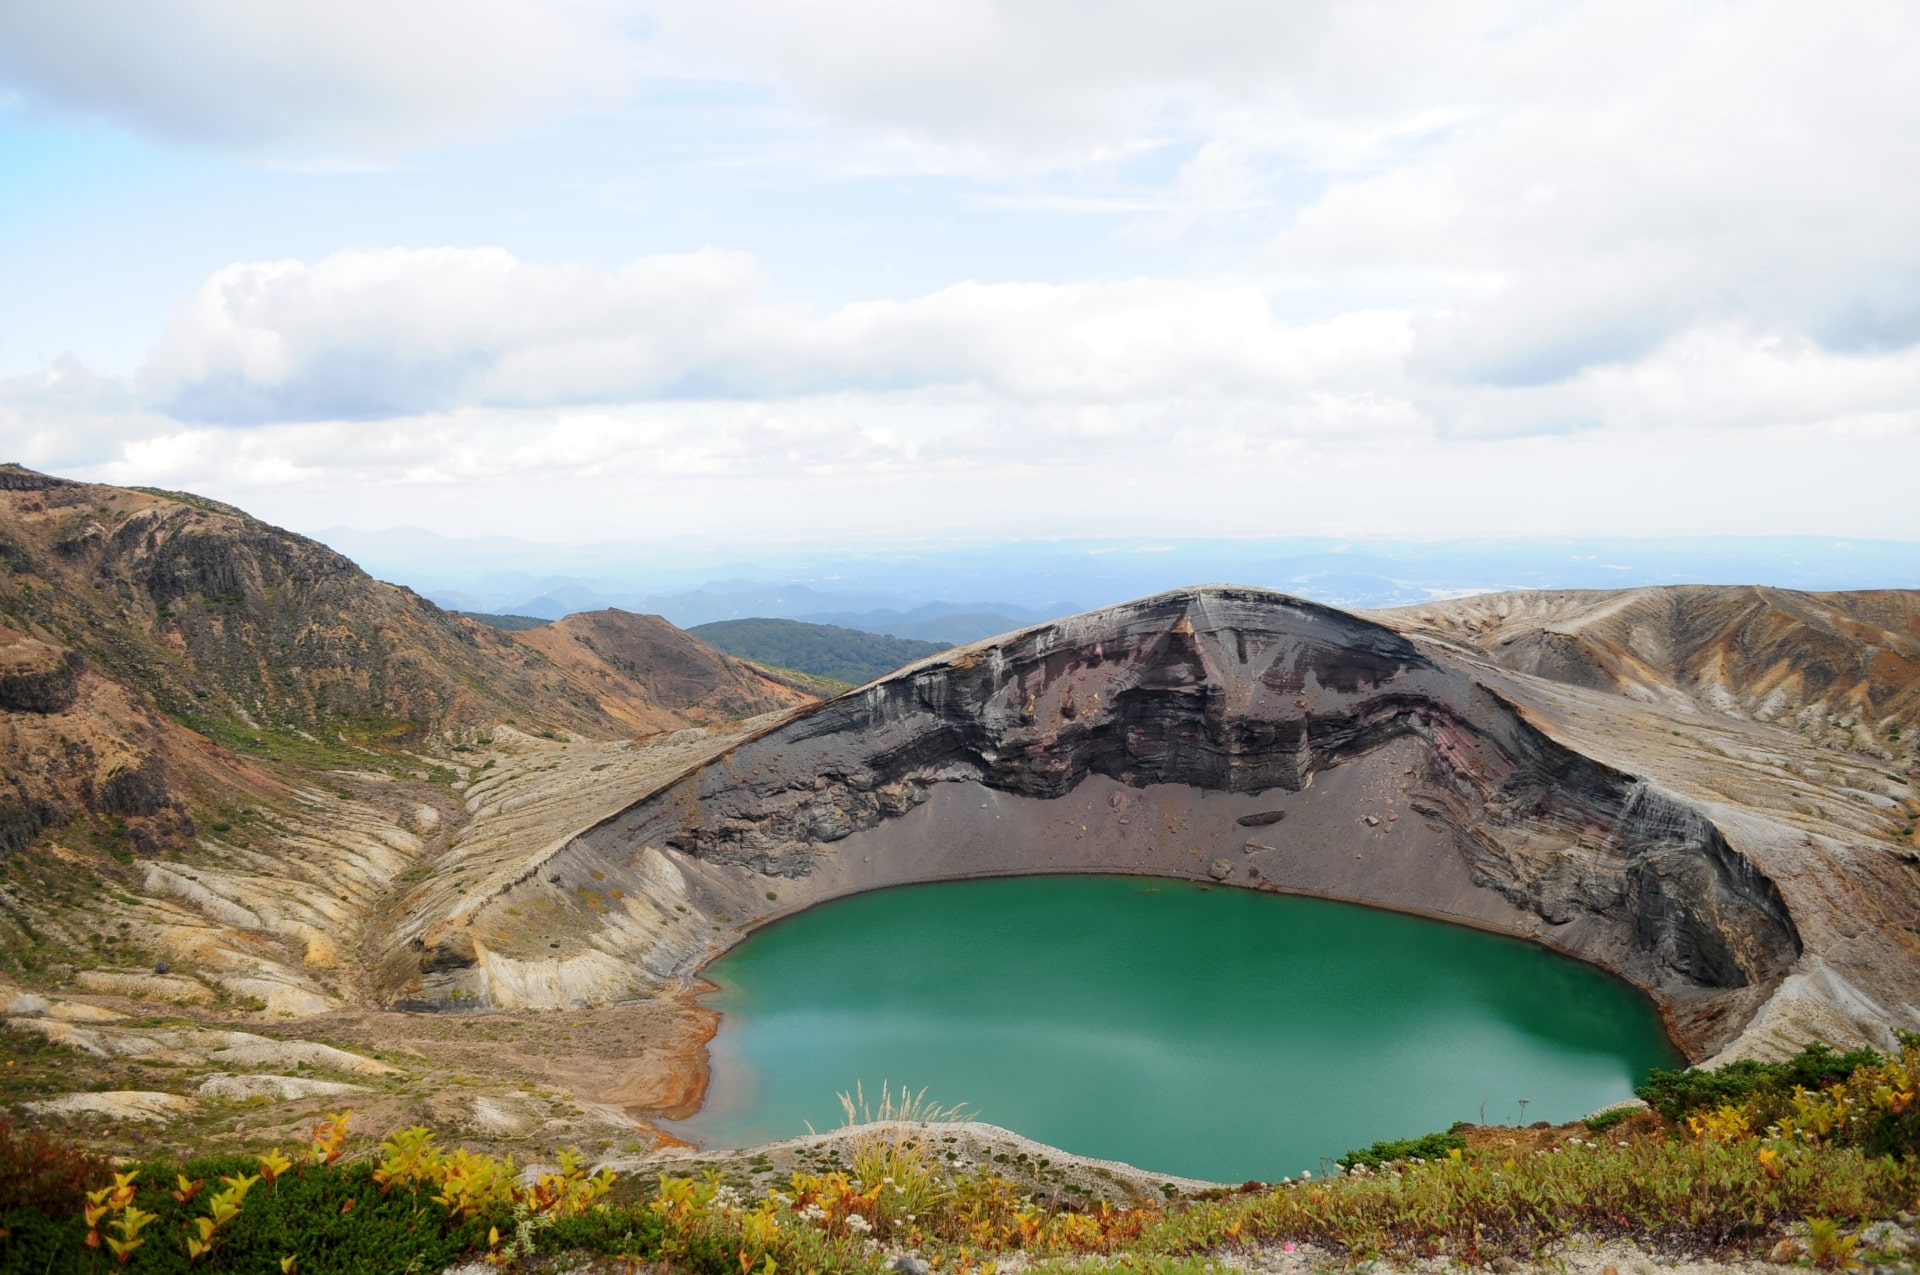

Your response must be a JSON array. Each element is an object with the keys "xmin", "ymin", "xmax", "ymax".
[{"xmin": 672, "ymin": 875, "xmax": 1679, "ymax": 1182}]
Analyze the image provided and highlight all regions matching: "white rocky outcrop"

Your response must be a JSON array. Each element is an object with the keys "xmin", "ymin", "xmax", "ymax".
[
  {"xmin": 26, "ymin": 1091, "xmax": 197, "ymax": 1123},
  {"xmin": 196, "ymin": 1074, "xmax": 367, "ymax": 1101}
]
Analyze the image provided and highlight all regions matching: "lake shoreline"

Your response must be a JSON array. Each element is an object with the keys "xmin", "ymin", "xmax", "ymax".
[{"xmin": 662, "ymin": 873, "xmax": 1678, "ymax": 1182}]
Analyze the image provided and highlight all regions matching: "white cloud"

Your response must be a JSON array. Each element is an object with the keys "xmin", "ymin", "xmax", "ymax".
[
  {"xmin": 10, "ymin": 254, "xmax": 1912, "ymax": 544},
  {"xmin": 140, "ymin": 248, "xmax": 1418, "ymax": 420},
  {"xmin": 648, "ymin": 0, "xmax": 1920, "ymax": 387},
  {"xmin": 0, "ymin": 0, "xmax": 635, "ymax": 150},
  {"xmin": 146, "ymin": 248, "xmax": 773, "ymax": 418},
  {"xmin": 11, "ymin": 1, "xmax": 1919, "ymax": 394},
  {"xmin": 639, "ymin": 1, "xmax": 1547, "ymax": 175},
  {"xmin": 127, "ymin": 245, "xmax": 1920, "ymax": 440},
  {"xmin": 1261, "ymin": 3, "xmax": 1920, "ymax": 382},
  {"xmin": 1417, "ymin": 325, "xmax": 1920, "ymax": 440},
  {"xmin": 0, "ymin": 357, "xmax": 170, "ymax": 471},
  {"xmin": 2, "ymin": 243, "xmax": 1907, "ymax": 506}
]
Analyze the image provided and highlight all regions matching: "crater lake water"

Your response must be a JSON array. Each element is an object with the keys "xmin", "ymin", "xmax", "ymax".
[{"xmin": 671, "ymin": 875, "xmax": 1679, "ymax": 1182}]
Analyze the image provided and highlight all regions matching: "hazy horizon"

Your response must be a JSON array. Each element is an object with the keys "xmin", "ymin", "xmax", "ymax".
[{"xmin": 300, "ymin": 522, "xmax": 1920, "ymax": 638}]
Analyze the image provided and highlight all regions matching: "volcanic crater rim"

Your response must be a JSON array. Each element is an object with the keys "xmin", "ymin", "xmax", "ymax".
[{"xmin": 394, "ymin": 586, "xmax": 1809, "ymax": 1066}]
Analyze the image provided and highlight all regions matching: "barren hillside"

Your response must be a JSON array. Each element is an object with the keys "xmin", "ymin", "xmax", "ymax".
[
  {"xmin": 1379, "ymin": 587, "xmax": 1920, "ymax": 759},
  {"xmin": 0, "ymin": 462, "xmax": 808, "ymax": 1048}
]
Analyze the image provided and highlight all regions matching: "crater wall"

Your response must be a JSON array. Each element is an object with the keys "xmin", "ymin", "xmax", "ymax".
[{"xmin": 392, "ymin": 588, "xmax": 1805, "ymax": 1059}]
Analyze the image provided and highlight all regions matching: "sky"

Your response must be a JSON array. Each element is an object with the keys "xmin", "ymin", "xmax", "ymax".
[{"xmin": 4, "ymin": 1, "xmax": 1920, "ymax": 550}]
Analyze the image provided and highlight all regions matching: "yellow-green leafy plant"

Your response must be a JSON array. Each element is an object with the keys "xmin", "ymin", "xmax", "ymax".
[
  {"xmin": 939, "ymin": 1169, "xmax": 1044, "ymax": 1250},
  {"xmin": 303, "ymin": 1110, "xmax": 351, "ymax": 1167},
  {"xmin": 105, "ymin": 1203, "xmax": 156, "ymax": 1267},
  {"xmin": 649, "ymin": 1170, "xmax": 721, "ymax": 1236},
  {"xmin": 1687, "ymin": 1104, "xmax": 1754, "ymax": 1143},
  {"xmin": 82, "ymin": 1169, "xmax": 140, "ymax": 1252},
  {"xmin": 1806, "ymin": 1217, "xmax": 1862, "ymax": 1270},
  {"xmin": 787, "ymin": 1169, "xmax": 883, "ymax": 1240},
  {"xmin": 737, "ymin": 1198, "xmax": 784, "ymax": 1269},
  {"xmin": 83, "ymin": 1173, "xmax": 157, "ymax": 1270},
  {"xmin": 187, "ymin": 1171, "xmax": 259, "ymax": 1263},
  {"xmin": 526, "ymin": 1148, "xmax": 617, "ymax": 1218},
  {"xmin": 1674, "ymin": 1039, "xmax": 1920, "ymax": 1160},
  {"xmin": 430, "ymin": 1147, "xmax": 520, "ymax": 1220},
  {"xmin": 258, "ymin": 1147, "xmax": 295, "ymax": 1188},
  {"xmin": 373, "ymin": 1126, "xmax": 446, "ymax": 1192}
]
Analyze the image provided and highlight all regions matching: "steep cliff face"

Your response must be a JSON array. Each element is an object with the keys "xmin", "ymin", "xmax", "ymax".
[{"xmin": 408, "ymin": 588, "xmax": 1805, "ymax": 1058}]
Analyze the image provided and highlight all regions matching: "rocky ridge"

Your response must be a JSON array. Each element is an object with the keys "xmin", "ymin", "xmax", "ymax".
[{"xmin": 1383, "ymin": 586, "xmax": 1920, "ymax": 753}]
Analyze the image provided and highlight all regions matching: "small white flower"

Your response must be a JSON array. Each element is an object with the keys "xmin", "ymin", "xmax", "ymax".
[{"xmin": 847, "ymin": 1214, "xmax": 874, "ymax": 1234}]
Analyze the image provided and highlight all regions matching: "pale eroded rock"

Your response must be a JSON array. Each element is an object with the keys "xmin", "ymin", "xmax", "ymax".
[{"xmin": 26, "ymin": 1091, "xmax": 196, "ymax": 1123}]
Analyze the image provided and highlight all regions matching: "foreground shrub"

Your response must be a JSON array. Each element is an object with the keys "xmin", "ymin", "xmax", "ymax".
[
  {"xmin": 3, "ymin": 1156, "xmax": 489, "ymax": 1275},
  {"xmin": 1336, "ymin": 1128, "xmax": 1467, "ymax": 1170},
  {"xmin": 1146, "ymin": 1135, "xmax": 1920, "ymax": 1263},
  {"xmin": 1637, "ymin": 1041, "xmax": 1884, "ymax": 1124},
  {"xmin": 1655, "ymin": 1038, "xmax": 1920, "ymax": 1160},
  {"xmin": 1583, "ymin": 1107, "xmax": 1637, "ymax": 1134},
  {"xmin": 0, "ymin": 1112, "xmax": 624, "ymax": 1273},
  {"xmin": 8, "ymin": 1042, "xmax": 1920, "ymax": 1272},
  {"xmin": 0, "ymin": 1116, "xmax": 110, "ymax": 1214}
]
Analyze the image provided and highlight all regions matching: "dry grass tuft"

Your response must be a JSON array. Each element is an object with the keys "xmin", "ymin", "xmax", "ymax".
[{"xmin": 835, "ymin": 1080, "xmax": 973, "ymax": 1127}]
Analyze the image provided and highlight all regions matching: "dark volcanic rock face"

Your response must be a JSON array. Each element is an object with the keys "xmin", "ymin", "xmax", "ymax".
[
  {"xmin": 556, "ymin": 588, "xmax": 1800, "ymax": 1055},
  {"xmin": 0, "ymin": 647, "xmax": 80, "ymax": 714}
]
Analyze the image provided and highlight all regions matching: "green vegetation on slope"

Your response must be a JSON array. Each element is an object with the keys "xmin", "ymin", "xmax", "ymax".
[
  {"xmin": 1636, "ymin": 1040, "xmax": 1890, "ymax": 1123},
  {"xmin": 688, "ymin": 618, "xmax": 950, "ymax": 686},
  {"xmin": 454, "ymin": 612, "xmax": 552, "ymax": 631},
  {"xmin": 1336, "ymin": 1128, "xmax": 1468, "ymax": 1170},
  {"xmin": 10, "ymin": 1041, "xmax": 1920, "ymax": 1273}
]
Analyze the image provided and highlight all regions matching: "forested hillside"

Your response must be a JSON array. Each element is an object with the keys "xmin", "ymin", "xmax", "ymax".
[{"xmin": 689, "ymin": 618, "xmax": 950, "ymax": 685}]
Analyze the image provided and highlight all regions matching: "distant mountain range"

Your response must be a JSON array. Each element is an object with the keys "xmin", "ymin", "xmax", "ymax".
[
  {"xmin": 318, "ymin": 525, "xmax": 1920, "ymax": 638},
  {"xmin": 788, "ymin": 605, "xmax": 1042, "ymax": 644},
  {"xmin": 688, "ymin": 619, "xmax": 951, "ymax": 686},
  {"xmin": 434, "ymin": 580, "xmax": 1057, "ymax": 644}
]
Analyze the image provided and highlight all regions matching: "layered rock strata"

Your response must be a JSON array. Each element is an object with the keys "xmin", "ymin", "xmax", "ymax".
[{"xmin": 392, "ymin": 588, "xmax": 1824, "ymax": 1060}]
